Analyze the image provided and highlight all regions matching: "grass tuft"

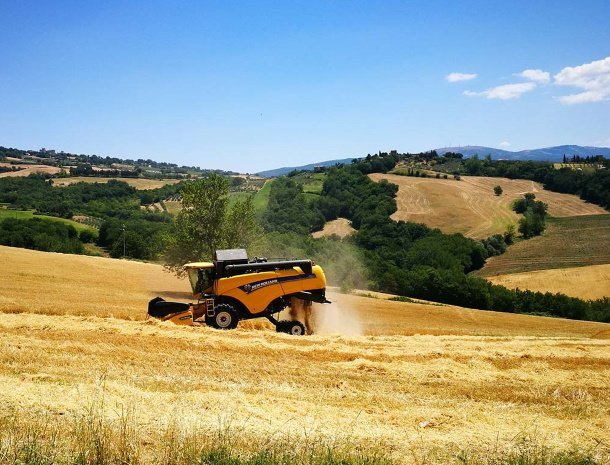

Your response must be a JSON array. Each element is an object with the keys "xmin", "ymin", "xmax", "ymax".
[
  {"xmin": 455, "ymin": 436, "xmax": 606, "ymax": 465},
  {"xmin": 0, "ymin": 407, "xmax": 392, "ymax": 465}
]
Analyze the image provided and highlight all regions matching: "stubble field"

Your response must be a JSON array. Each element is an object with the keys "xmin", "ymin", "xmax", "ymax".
[
  {"xmin": 1, "ymin": 245, "xmax": 609, "ymax": 463},
  {"xmin": 51, "ymin": 176, "xmax": 183, "ymax": 189},
  {"xmin": 486, "ymin": 263, "xmax": 610, "ymax": 300},
  {"xmin": 0, "ymin": 163, "xmax": 62, "ymax": 177},
  {"xmin": 477, "ymin": 215, "xmax": 610, "ymax": 276},
  {"xmin": 369, "ymin": 173, "xmax": 608, "ymax": 239}
]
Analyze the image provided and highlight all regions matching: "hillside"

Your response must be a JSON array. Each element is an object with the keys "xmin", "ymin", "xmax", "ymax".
[
  {"xmin": 1, "ymin": 245, "xmax": 609, "ymax": 463},
  {"xmin": 0, "ymin": 162, "xmax": 62, "ymax": 177},
  {"xmin": 435, "ymin": 144, "xmax": 610, "ymax": 161},
  {"xmin": 1, "ymin": 245, "xmax": 607, "ymax": 337},
  {"xmin": 0, "ymin": 145, "xmax": 235, "ymax": 179},
  {"xmin": 368, "ymin": 173, "xmax": 607, "ymax": 239},
  {"xmin": 254, "ymin": 145, "xmax": 610, "ymax": 176},
  {"xmin": 256, "ymin": 157, "xmax": 356, "ymax": 177},
  {"xmin": 486, "ymin": 264, "xmax": 610, "ymax": 300},
  {"xmin": 477, "ymin": 215, "xmax": 610, "ymax": 276},
  {"xmin": 52, "ymin": 176, "xmax": 181, "ymax": 189}
]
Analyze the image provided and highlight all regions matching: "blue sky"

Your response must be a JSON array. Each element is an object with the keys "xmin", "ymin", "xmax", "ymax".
[{"xmin": 1, "ymin": 0, "xmax": 609, "ymax": 172}]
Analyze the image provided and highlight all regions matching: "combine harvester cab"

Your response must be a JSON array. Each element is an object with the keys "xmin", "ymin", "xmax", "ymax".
[{"xmin": 148, "ymin": 249, "xmax": 330, "ymax": 335}]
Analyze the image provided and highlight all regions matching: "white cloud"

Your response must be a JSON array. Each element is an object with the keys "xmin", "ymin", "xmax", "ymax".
[
  {"xmin": 554, "ymin": 57, "xmax": 610, "ymax": 104},
  {"xmin": 446, "ymin": 72, "xmax": 477, "ymax": 82},
  {"xmin": 518, "ymin": 69, "xmax": 550, "ymax": 84},
  {"xmin": 499, "ymin": 141, "xmax": 511, "ymax": 148},
  {"xmin": 463, "ymin": 82, "xmax": 537, "ymax": 100}
]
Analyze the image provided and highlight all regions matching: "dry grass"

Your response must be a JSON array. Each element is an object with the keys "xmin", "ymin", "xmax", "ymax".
[
  {"xmin": 486, "ymin": 264, "xmax": 610, "ymax": 300},
  {"xmin": 1, "ymin": 246, "xmax": 609, "ymax": 463},
  {"xmin": 477, "ymin": 215, "xmax": 610, "ymax": 276},
  {"xmin": 312, "ymin": 218, "xmax": 356, "ymax": 238},
  {"xmin": 52, "ymin": 177, "xmax": 182, "ymax": 189},
  {"xmin": 369, "ymin": 173, "xmax": 607, "ymax": 239},
  {"xmin": 164, "ymin": 199, "xmax": 182, "ymax": 215}
]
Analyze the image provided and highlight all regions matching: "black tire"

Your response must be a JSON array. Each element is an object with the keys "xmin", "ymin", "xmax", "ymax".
[
  {"xmin": 206, "ymin": 304, "xmax": 238, "ymax": 330},
  {"xmin": 276, "ymin": 320, "xmax": 306, "ymax": 336}
]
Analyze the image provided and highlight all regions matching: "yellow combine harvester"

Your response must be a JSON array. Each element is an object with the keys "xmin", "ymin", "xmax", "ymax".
[{"xmin": 148, "ymin": 249, "xmax": 329, "ymax": 335}]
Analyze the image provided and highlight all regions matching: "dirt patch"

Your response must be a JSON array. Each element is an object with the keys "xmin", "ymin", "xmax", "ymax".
[{"xmin": 312, "ymin": 218, "xmax": 355, "ymax": 238}]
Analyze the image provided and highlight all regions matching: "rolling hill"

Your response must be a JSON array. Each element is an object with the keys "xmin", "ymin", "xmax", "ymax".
[
  {"xmin": 256, "ymin": 145, "xmax": 610, "ymax": 176},
  {"xmin": 435, "ymin": 144, "xmax": 610, "ymax": 161},
  {"xmin": 256, "ymin": 157, "xmax": 356, "ymax": 177},
  {"xmin": 368, "ymin": 173, "xmax": 608, "ymax": 239}
]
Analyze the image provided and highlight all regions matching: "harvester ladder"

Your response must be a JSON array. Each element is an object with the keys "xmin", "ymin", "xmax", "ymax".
[{"xmin": 205, "ymin": 298, "xmax": 215, "ymax": 317}]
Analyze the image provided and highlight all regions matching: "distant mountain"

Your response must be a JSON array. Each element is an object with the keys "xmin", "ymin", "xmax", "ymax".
[
  {"xmin": 435, "ymin": 145, "xmax": 610, "ymax": 161},
  {"xmin": 256, "ymin": 145, "xmax": 610, "ymax": 177},
  {"xmin": 256, "ymin": 157, "xmax": 357, "ymax": 177}
]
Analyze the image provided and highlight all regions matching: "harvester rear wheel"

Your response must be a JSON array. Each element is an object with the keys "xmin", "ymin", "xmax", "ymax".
[
  {"xmin": 206, "ymin": 304, "xmax": 238, "ymax": 330},
  {"xmin": 276, "ymin": 320, "xmax": 306, "ymax": 336}
]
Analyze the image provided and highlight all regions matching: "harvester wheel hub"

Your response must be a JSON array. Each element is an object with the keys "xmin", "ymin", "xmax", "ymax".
[
  {"xmin": 276, "ymin": 320, "xmax": 306, "ymax": 336},
  {"xmin": 290, "ymin": 324, "xmax": 304, "ymax": 335},
  {"xmin": 216, "ymin": 311, "xmax": 233, "ymax": 329}
]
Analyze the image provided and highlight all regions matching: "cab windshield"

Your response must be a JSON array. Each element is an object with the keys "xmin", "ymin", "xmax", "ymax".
[{"xmin": 187, "ymin": 268, "xmax": 214, "ymax": 294}]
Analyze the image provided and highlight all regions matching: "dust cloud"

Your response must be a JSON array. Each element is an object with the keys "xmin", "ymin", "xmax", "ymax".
[{"xmin": 289, "ymin": 298, "xmax": 362, "ymax": 336}]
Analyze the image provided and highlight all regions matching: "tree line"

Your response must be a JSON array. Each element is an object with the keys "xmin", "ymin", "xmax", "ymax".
[
  {"xmin": 0, "ymin": 175, "xmax": 173, "ymax": 260},
  {"xmin": 437, "ymin": 154, "xmax": 610, "ymax": 210},
  {"xmin": 260, "ymin": 156, "xmax": 609, "ymax": 322}
]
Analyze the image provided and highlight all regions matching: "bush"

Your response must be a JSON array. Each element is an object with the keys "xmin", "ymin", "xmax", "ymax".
[
  {"xmin": 0, "ymin": 218, "xmax": 84, "ymax": 254},
  {"xmin": 79, "ymin": 229, "xmax": 98, "ymax": 243}
]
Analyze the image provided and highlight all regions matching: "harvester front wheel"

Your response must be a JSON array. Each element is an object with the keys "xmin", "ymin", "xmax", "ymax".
[
  {"xmin": 206, "ymin": 304, "xmax": 238, "ymax": 330},
  {"xmin": 276, "ymin": 320, "xmax": 306, "ymax": 336}
]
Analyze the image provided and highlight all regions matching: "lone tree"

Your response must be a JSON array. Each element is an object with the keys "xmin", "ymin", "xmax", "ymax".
[
  {"xmin": 494, "ymin": 185, "xmax": 503, "ymax": 196},
  {"xmin": 163, "ymin": 174, "xmax": 258, "ymax": 275}
]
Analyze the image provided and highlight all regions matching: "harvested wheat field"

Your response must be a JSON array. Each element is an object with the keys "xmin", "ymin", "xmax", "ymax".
[
  {"xmin": 2, "ymin": 245, "xmax": 608, "ymax": 337},
  {"xmin": 369, "ymin": 173, "xmax": 607, "ymax": 238},
  {"xmin": 486, "ymin": 264, "xmax": 610, "ymax": 300},
  {"xmin": 478, "ymin": 215, "xmax": 610, "ymax": 276},
  {"xmin": 52, "ymin": 176, "xmax": 182, "ymax": 189},
  {"xmin": 312, "ymin": 217, "xmax": 356, "ymax": 238},
  {"xmin": 0, "ymin": 163, "xmax": 63, "ymax": 177},
  {"xmin": 1, "ymin": 245, "xmax": 610, "ymax": 463}
]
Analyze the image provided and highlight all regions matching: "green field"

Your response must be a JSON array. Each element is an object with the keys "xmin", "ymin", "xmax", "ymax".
[
  {"xmin": 252, "ymin": 179, "xmax": 272, "ymax": 214},
  {"xmin": 476, "ymin": 214, "xmax": 610, "ymax": 277},
  {"xmin": 0, "ymin": 209, "xmax": 96, "ymax": 232},
  {"xmin": 296, "ymin": 172, "xmax": 326, "ymax": 194}
]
